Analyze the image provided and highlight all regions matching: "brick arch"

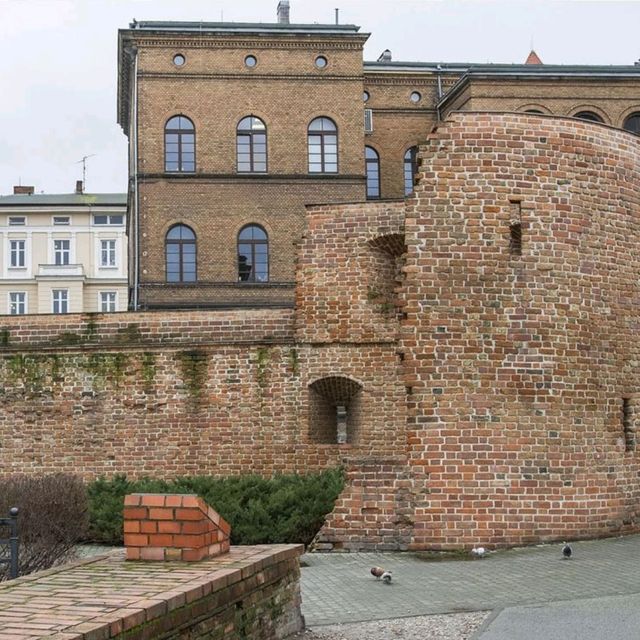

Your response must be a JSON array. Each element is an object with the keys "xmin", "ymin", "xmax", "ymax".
[
  {"xmin": 365, "ymin": 232, "xmax": 406, "ymax": 318},
  {"xmin": 308, "ymin": 376, "xmax": 364, "ymax": 445},
  {"xmin": 567, "ymin": 104, "xmax": 610, "ymax": 124},
  {"xmin": 517, "ymin": 103, "xmax": 553, "ymax": 115}
]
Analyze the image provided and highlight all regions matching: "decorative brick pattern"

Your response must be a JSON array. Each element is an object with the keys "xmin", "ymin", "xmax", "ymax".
[
  {"xmin": 124, "ymin": 494, "xmax": 231, "ymax": 562},
  {"xmin": 0, "ymin": 545, "xmax": 304, "ymax": 639}
]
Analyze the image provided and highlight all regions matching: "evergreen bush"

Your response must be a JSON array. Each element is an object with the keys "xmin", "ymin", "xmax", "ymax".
[{"xmin": 87, "ymin": 468, "xmax": 344, "ymax": 547}]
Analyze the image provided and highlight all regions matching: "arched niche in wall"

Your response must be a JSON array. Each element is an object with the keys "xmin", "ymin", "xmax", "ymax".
[
  {"xmin": 365, "ymin": 232, "xmax": 407, "ymax": 317},
  {"xmin": 308, "ymin": 376, "xmax": 364, "ymax": 445}
]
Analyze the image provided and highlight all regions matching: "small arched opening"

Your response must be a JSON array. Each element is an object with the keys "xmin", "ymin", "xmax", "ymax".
[{"xmin": 308, "ymin": 376, "xmax": 364, "ymax": 444}]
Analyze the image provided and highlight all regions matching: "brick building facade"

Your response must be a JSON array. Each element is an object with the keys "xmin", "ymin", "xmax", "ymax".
[
  {"xmin": 117, "ymin": 3, "xmax": 640, "ymax": 310},
  {"xmin": 2, "ymin": 112, "xmax": 640, "ymax": 550}
]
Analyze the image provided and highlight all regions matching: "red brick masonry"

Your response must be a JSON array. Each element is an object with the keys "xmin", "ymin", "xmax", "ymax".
[{"xmin": 124, "ymin": 493, "xmax": 231, "ymax": 562}]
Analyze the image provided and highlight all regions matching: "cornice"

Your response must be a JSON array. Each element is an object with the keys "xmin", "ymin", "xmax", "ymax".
[
  {"xmin": 129, "ymin": 37, "xmax": 365, "ymax": 51},
  {"xmin": 139, "ymin": 72, "xmax": 364, "ymax": 82}
]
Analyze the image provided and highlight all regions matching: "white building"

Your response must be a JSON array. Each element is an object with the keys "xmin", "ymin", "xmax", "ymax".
[{"xmin": 0, "ymin": 184, "xmax": 128, "ymax": 315}]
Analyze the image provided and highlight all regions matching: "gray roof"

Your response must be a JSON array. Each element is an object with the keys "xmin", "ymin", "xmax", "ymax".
[
  {"xmin": 126, "ymin": 20, "xmax": 363, "ymax": 36},
  {"xmin": 0, "ymin": 193, "xmax": 127, "ymax": 207}
]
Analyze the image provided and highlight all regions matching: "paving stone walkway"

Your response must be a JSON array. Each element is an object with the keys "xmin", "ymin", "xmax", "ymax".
[{"xmin": 300, "ymin": 534, "xmax": 640, "ymax": 627}]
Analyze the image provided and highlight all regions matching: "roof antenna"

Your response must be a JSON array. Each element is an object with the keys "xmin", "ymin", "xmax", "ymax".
[
  {"xmin": 335, "ymin": 8, "xmax": 339, "ymax": 25},
  {"xmin": 75, "ymin": 154, "xmax": 96, "ymax": 191}
]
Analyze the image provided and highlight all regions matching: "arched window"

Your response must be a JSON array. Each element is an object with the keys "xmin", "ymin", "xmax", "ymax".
[
  {"xmin": 237, "ymin": 224, "xmax": 269, "ymax": 283},
  {"xmin": 166, "ymin": 224, "xmax": 196, "ymax": 283},
  {"xmin": 623, "ymin": 113, "xmax": 640, "ymax": 135},
  {"xmin": 365, "ymin": 146, "xmax": 380, "ymax": 199},
  {"xmin": 403, "ymin": 147, "xmax": 418, "ymax": 196},
  {"xmin": 574, "ymin": 111, "xmax": 603, "ymax": 123},
  {"xmin": 308, "ymin": 117, "xmax": 338, "ymax": 173},
  {"xmin": 524, "ymin": 109, "xmax": 544, "ymax": 114},
  {"xmin": 237, "ymin": 116, "xmax": 267, "ymax": 172},
  {"xmin": 165, "ymin": 116, "xmax": 195, "ymax": 172}
]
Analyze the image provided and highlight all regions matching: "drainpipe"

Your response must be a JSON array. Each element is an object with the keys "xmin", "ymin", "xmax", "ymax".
[
  {"xmin": 436, "ymin": 64, "xmax": 443, "ymax": 122},
  {"xmin": 130, "ymin": 47, "xmax": 140, "ymax": 310}
]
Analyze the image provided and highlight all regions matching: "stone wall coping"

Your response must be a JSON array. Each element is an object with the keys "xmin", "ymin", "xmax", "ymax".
[{"xmin": 0, "ymin": 544, "xmax": 303, "ymax": 640}]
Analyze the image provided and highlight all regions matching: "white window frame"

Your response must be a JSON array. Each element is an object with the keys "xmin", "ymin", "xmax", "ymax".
[
  {"xmin": 9, "ymin": 239, "xmax": 26, "ymax": 268},
  {"xmin": 93, "ymin": 214, "xmax": 125, "ymax": 226},
  {"xmin": 100, "ymin": 239, "xmax": 117, "ymax": 268},
  {"xmin": 53, "ymin": 215, "xmax": 71, "ymax": 226},
  {"xmin": 8, "ymin": 291, "xmax": 27, "ymax": 315},
  {"xmin": 53, "ymin": 239, "xmax": 71, "ymax": 266},
  {"xmin": 52, "ymin": 289, "xmax": 69, "ymax": 314},
  {"xmin": 99, "ymin": 291, "xmax": 117, "ymax": 312},
  {"xmin": 8, "ymin": 216, "xmax": 26, "ymax": 226}
]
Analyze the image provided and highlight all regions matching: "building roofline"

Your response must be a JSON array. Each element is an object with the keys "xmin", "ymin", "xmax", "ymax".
[
  {"xmin": 0, "ymin": 193, "xmax": 127, "ymax": 207},
  {"xmin": 438, "ymin": 64, "xmax": 640, "ymax": 109},
  {"xmin": 124, "ymin": 20, "xmax": 363, "ymax": 36}
]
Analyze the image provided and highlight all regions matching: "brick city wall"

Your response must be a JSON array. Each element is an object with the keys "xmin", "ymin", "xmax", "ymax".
[
  {"xmin": 2, "ymin": 112, "xmax": 640, "ymax": 550},
  {"xmin": 0, "ymin": 308, "xmax": 405, "ymax": 479},
  {"xmin": 403, "ymin": 112, "xmax": 640, "ymax": 548}
]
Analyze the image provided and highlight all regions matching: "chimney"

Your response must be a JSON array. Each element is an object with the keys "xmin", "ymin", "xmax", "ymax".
[
  {"xmin": 13, "ymin": 186, "xmax": 35, "ymax": 195},
  {"xmin": 277, "ymin": 0, "xmax": 290, "ymax": 24},
  {"xmin": 75, "ymin": 180, "xmax": 84, "ymax": 194}
]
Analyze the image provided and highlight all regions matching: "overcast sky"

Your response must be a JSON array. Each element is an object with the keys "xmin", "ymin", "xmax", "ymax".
[{"xmin": 1, "ymin": 0, "xmax": 639, "ymax": 196}]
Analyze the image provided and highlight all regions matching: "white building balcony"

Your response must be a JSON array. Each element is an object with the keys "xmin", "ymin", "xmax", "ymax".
[{"xmin": 36, "ymin": 263, "xmax": 85, "ymax": 278}]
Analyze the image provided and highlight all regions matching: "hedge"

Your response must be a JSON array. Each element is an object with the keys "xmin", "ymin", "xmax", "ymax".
[{"xmin": 87, "ymin": 468, "xmax": 344, "ymax": 547}]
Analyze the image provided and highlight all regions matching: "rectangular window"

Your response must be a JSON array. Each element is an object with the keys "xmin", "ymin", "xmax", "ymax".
[
  {"xmin": 93, "ymin": 214, "xmax": 124, "ymax": 226},
  {"xmin": 100, "ymin": 291, "xmax": 117, "ymax": 313},
  {"xmin": 8, "ymin": 216, "xmax": 25, "ymax": 226},
  {"xmin": 54, "ymin": 239, "xmax": 70, "ymax": 265},
  {"xmin": 53, "ymin": 216, "xmax": 70, "ymax": 225},
  {"xmin": 9, "ymin": 292, "xmax": 26, "ymax": 315},
  {"xmin": 100, "ymin": 239, "xmax": 117, "ymax": 267},
  {"xmin": 9, "ymin": 239, "xmax": 26, "ymax": 267},
  {"xmin": 52, "ymin": 289, "xmax": 69, "ymax": 314}
]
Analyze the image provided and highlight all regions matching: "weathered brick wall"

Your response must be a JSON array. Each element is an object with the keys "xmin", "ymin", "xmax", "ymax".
[
  {"xmin": 295, "ymin": 200, "xmax": 406, "ymax": 344},
  {"xmin": 0, "ymin": 310, "xmax": 405, "ymax": 479},
  {"xmin": 403, "ymin": 112, "xmax": 640, "ymax": 548}
]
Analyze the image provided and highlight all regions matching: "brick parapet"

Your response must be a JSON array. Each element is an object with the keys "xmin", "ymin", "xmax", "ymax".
[{"xmin": 0, "ymin": 308, "xmax": 295, "ymax": 350}]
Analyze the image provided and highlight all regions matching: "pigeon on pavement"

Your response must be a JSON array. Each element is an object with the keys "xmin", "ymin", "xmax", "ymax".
[
  {"xmin": 471, "ymin": 546, "xmax": 486, "ymax": 558},
  {"xmin": 381, "ymin": 571, "xmax": 393, "ymax": 584},
  {"xmin": 371, "ymin": 566, "xmax": 385, "ymax": 579},
  {"xmin": 562, "ymin": 543, "xmax": 573, "ymax": 559}
]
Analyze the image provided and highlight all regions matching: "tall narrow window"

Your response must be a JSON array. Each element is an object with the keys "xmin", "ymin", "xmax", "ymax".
[
  {"xmin": 165, "ymin": 115, "xmax": 195, "ymax": 172},
  {"xmin": 509, "ymin": 200, "xmax": 523, "ymax": 256},
  {"xmin": 9, "ymin": 240, "xmax": 25, "ymax": 268},
  {"xmin": 9, "ymin": 292, "xmax": 26, "ymax": 315},
  {"xmin": 404, "ymin": 146, "xmax": 418, "ymax": 196},
  {"xmin": 166, "ymin": 224, "xmax": 196, "ymax": 283},
  {"xmin": 365, "ymin": 146, "xmax": 380, "ymax": 199},
  {"xmin": 52, "ymin": 289, "xmax": 69, "ymax": 314},
  {"xmin": 308, "ymin": 117, "xmax": 338, "ymax": 173},
  {"xmin": 623, "ymin": 398, "xmax": 635, "ymax": 452},
  {"xmin": 100, "ymin": 240, "xmax": 117, "ymax": 267},
  {"xmin": 54, "ymin": 239, "xmax": 70, "ymax": 265},
  {"xmin": 236, "ymin": 116, "xmax": 267, "ymax": 172},
  {"xmin": 238, "ymin": 224, "xmax": 269, "ymax": 283}
]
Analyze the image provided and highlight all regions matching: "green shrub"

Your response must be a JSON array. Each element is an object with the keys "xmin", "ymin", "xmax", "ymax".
[{"xmin": 87, "ymin": 468, "xmax": 344, "ymax": 547}]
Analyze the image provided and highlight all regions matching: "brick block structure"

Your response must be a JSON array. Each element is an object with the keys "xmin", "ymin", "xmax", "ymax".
[
  {"xmin": 124, "ymin": 494, "xmax": 231, "ymax": 561},
  {"xmin": 2, "ymin": 112, "xmax": 640, "ymax": 551}
]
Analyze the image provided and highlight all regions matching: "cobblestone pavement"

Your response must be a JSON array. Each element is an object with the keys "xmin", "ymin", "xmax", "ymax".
[{"xmin": 300, "ymin": 534, "xmax": 640, "ymax": 627}]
